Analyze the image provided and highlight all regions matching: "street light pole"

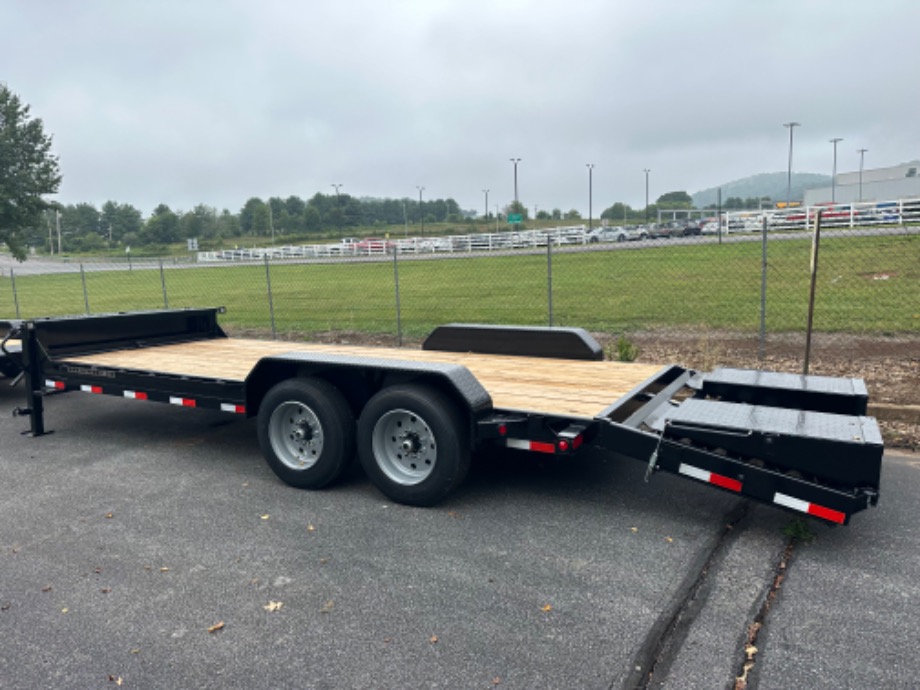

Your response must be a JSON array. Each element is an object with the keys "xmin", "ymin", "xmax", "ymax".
[
  {"xmin": 510, "ymin": 158, "xmax": 521, "ymax": 206},
  {"xmin": 858, "ymin": 148, "xmax": 868, "ymax": 202},
  {"xmin": 483, "ymin": 189, "xmax": 489, "ymax": 219},
  {"xmin": 829, "ymin": 138, "xmax": 843, "ymax": 203},
  {"xmin": 643, "ymin": 169, "xmax": 650, "ymax": 223},
  {"xmin": 783, "ymin": 122, "xmax": 800, "ymax": 207},
  {"xmin": 416, "ymin": 186, "xmax": 425, "ymax": 235},
  {"xmin": 586, "ymin": 163, "xmax": 595, "ymax": 231},
  {"xmin": 331, "ymin": 183, "xmax": 343, "ymax": 240}
]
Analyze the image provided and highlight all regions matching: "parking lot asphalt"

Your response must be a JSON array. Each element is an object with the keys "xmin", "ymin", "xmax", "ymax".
[{"xmin": 1, "ymin": 384, "xmax": 916, "ymax": 689}]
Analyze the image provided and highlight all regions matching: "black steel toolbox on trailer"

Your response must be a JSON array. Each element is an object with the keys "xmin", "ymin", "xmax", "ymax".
[{"xmin": 9, "ymin": 308, "xmax": 883, "ymax": 524}]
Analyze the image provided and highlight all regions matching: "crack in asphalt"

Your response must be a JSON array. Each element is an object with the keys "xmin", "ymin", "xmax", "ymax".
[
  {"xmin": 619, "ymin": 500, "xmax": 752, "ymax": 690},
  {"xmin": 733, "ymin": 537, "xmax": 797, "ymax": 689}
]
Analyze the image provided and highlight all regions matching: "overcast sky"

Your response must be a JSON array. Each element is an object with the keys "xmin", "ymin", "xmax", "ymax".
[{"xmin": 4, "ymin": 0, "xmax": 919, "ymax": 217}]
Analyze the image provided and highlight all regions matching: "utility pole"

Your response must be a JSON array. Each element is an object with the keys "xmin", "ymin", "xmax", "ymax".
[
  {"xmin": 586, "ymin": 163, "xmax": 595, "ymax": 231},
  {"xmin": 643, "ymin": 169, "xmax": 650, "ymax": 223},
  {"xmin": 331, "ymin": 183, "xmax": 343, "ymax": 240},
  {"xmin": 416, "ymin": 186, "xmax": 425, "ymax": 235},
  {"xmin": 483, "ymin": 189, "xmax": 489, "ymax": 219},
  {"xmin": 510, "ymin": 158, "xmax": 521, "ymax": 206},
  {"xmin": 858, "ymin": 148, "xmax": 868, "ymax": 202},
  {"xmin": 829, "ymin": 137, "xmax": 843, "ymax": 203},
  {"xmin": 56, "ymin": 209, "xmax": 62, "ymax": 254},
  {"xmin": 783, "ymin": 121, "xmax": 800, "ymax": 207}
]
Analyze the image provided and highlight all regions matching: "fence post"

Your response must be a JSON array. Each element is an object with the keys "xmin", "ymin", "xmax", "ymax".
[
  {"xmin": 10, "ymin": 268, "xmax": 21, "ymax": 319},
  {"xmin": 159, "ymin": 259, "xmax": 169, "ymax": 308},
  {"xmin": 80, "ymin": 264, "xmax": 91, "ymax": 314},
  {"xmin": 392, "ymin": 246, "xmax": 403, "ymax": 346},
  {"xmin": 759, "ymin": 217, "xmax": 768, "ymax": 361},
  {"xmin": 264, "ymin": 255, "xmax": 277, "ymax": 339},
  {"xmin": 803, "ymin": 210, "xmax": 823, "ymax": 375},
  {"xmin": 546, "ymin": 233, "xmax": 554, "ymax": 327}
]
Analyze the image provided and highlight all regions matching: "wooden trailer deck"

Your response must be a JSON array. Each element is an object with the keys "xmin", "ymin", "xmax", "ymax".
[{"xmin": 63, "ymin": 338, "xmax": 665, "ymax": 419}]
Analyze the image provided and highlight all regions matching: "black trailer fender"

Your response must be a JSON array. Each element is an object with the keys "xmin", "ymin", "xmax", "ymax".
[{"xmin": 245, "ymin": 352, "xmax": 494, "ymax": 432}]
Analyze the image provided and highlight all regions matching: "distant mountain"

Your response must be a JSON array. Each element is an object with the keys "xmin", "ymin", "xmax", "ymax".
[{"xmin": 692, "ymin": 172, "xmax": 831, "ymax": 208}]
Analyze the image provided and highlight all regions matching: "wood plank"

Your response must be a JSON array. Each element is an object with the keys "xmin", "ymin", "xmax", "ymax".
[{"xmin": 63, "ymin": 338, "xmax": 664, "ymax": 419}]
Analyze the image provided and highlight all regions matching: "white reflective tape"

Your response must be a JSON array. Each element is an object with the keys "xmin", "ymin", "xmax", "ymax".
[
  {"xmin": 678, "ymin": 463, "xmax": 711, "ymax": 483},
  {"xmin": 169, "ymin": 397, "xmax": 183, "ymax": 406},
  {"xmin": 774, "ymin": 492, "xmax": 811, "ymax": 514},
  {"xmin": 80, "ymin": 385, "xmax": 92, "ymax": 392},
  {"xmin": 124, "ymin": 391, "xmax": 138, "ymax": 399},
  {"xmin": 220, "ymin": 403, "xmax": 245, "ymax": 413},
  {"xmin": 505, "ymin": 439, "xmax": 531, "ymax": 451}
]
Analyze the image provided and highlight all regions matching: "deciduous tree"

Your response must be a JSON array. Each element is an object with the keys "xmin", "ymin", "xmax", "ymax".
[{"xmin": 0, "ymin": 85, "xmax": 62, "ymax": 259}]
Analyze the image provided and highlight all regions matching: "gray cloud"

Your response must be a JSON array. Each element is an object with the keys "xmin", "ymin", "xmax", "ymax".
[{"xmin": 4, "ymin": 0, "xmax": 918, "ymax": 216}]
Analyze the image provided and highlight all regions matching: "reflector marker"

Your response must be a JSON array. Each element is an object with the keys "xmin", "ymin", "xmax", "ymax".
[
  {"xmin": 123, "ymin": 390, "xmax": 149, "ymax": 400},
  {"xmin": 220, "ymin": 403, "xmax": 246, "ymax": 414},
  {"xmin": 169, "ymin": 396, "xmax": 196, "ymax": 408},
  {"xmin": 505, "ymin": 438, "xmax": 556, "ymax": 454},
  {"xmin": 45, "ymin": 380, "xmax": 65, "ymax": 390},
  {"xmin": 678, "ymin": 463, "xmax": 742, "ymax": 492},
  {"xmin": 774, "ymin": 492, "xmax": 846, "ymax": 524},
  {"xmin": 80, "ymin": 384, "xmax": 103, "ymax": 394}
]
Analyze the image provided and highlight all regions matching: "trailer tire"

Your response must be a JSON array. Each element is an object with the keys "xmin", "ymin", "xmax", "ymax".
[
  {"xmin": 358, "ymin": 383, "xmax": 470, "ymax": 507},
  {"xmin": 258, "ymin": 378, "xmax": 355, "ymax": 490}
]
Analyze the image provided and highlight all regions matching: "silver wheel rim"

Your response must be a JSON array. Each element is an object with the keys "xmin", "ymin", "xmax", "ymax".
[
  {"xmin": 269, "ymin": 401, "xmax": 324, "ymax": 471},
  {"xmin": 371, "ymin": 408, "xmax": 437, "ymax": 486}
]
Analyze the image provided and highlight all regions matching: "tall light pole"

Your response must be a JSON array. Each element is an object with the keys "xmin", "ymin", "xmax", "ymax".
[
  {"xmin": 586, "ymin": 163, "xmax": 595, "ymax": 231},
  {"xmin": 510, "ymin": 158, "xmax": 521, "ymax": 206},
  {"xmin": 482, "ymin": 189, "xmax": 489, "ymax": 219},
  {"xmin": 331, "ymin": 183, "xmax": 343, "ymax": 240},
  {"xmin": 858, "ymin": 148, "xmax": 868, "ymax": 202},
  {"xmin": 783, "ymin": 121, "xmax": 800, "ymax": 207},
  {"xmin": 416, "ymin": 185, "xmax": 425, "ymax": 235},
  {"xmin": 829, "ymin": 138, "xmax": 843, "ymax": 203},
  {"xmin": 643, "ymin": 169, "xmax": 650, "ymax": 223}
]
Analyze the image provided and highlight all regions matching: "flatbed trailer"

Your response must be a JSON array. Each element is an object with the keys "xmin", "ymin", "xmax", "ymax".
[{"xmin": 10, "ymin": 308, "xmax": 883, "ymax": 524}]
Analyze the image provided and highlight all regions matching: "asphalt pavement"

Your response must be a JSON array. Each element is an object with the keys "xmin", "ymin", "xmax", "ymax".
[{"xmin": 1, "ymin": 384, "xmax": 916, "ymax": 689}]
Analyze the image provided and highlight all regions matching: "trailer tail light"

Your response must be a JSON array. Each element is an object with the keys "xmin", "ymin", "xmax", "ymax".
[
  {"xmin": 678, "ymin": 463, "xmax": 742, "ymax": 493},
  {"xmin": 124, "ymin": 390, "xmax": 149, "ymax": 400},
  {"xmin": 80, "ymin": 384, "xmax": 103, "ymax": 394},
  {"xmin": 497, "ymin": 424, "xmax": 508, "ymax": 436},
  {"xmin": 45, "ymin": 380, "xmax": 65, "ymax": 390},
  {"xmin": 169, "ymin": 396, "xmax": 197, "ymax": 408},
  {"xmin": 773, "ymin": 492, "xmax": 846, "ymax": 524},
  {"xmin": 220, "ymin": 403, "xmax": 246, "ymax": 414}
]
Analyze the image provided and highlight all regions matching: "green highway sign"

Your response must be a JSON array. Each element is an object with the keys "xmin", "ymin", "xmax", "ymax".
[{"xmin": 508, "ymin": 213, "xmax": 522, "ymax": 223}]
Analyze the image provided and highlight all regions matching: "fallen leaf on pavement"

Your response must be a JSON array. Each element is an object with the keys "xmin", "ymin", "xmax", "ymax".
[
  {"xmin": 264, "ymin": 601, "xmax": 283, "ymax": 612},
  {"xmin": 541, "ymin": 604, "xmax": 552, "ymax": 612},
  {"xmin": 207, "ymin": 621, "xmax": 225, "ymax": 633}
]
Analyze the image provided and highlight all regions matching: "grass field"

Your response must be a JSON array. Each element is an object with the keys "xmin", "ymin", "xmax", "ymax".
[{"xmin": 4, "ymin": 233, "xmax": 918, "ymax": 339}]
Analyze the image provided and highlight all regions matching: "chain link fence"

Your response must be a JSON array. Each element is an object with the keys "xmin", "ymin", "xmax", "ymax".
[{"xmin": 2, "ymin": 224, "xmax": 917, "ymax": 369}]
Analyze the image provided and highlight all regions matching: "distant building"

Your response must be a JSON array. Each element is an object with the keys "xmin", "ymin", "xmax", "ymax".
[{"xmin": 804, "ymin": 160, "xmax": 920, "ymax": 205}]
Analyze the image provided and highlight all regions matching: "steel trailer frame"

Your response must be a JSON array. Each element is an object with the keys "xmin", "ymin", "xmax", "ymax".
[{"xmin": 7, "ymin": 308, "xmax": 884, "ymax": 524}]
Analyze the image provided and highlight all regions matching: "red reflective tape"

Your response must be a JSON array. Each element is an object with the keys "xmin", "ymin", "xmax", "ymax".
[
  {"xmin": 530, "ymin": 441, "xmax": 556, "ymax": 454},
  {"xmin": 182, "ymin": 399, "xmax": 196, "ymax": 408},
  {"xmin": 807, "ymin": 503, "xmax": 846, "ymax": 524},
  {"xmin": 709, "ymin": 473, "xmax": 742, "ymax": 493},
  {"xmin": 221, "ymin": 403, "xmax": 246, "ymax": 414},
  {"xmin": 135, "ymin": 391, "xmax": 148, "ymax": 400},
  {"xmin": 46, "ymin": 380, "xmax": 65, "ymax": 390},
  {"xmin": 81, "ymin": 385, "xmax": 103, "ymax": 394}
]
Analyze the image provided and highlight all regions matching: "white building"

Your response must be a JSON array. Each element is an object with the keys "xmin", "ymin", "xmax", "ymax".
[{"xmin": 804, "ymin": 160, "xmax": 920, "ymax": 205}]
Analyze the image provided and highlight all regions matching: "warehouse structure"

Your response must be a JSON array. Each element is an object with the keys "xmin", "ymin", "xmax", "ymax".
[{"xmin": 805, "ymin": 160, "xmax": 920, "ymax": 205}]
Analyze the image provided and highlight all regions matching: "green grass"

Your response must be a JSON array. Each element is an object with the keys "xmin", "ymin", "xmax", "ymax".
[{"xmin": 4, "ymin": 234, "xmax": 918, "ymax": 338}]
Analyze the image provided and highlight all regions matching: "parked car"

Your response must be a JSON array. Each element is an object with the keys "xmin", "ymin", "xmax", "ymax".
[{"xmin": 587, "ymin": 227, "xmax": 630, "ymax": 243}]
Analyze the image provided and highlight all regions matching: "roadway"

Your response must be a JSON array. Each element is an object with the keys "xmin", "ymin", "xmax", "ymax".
[{"xmin": 0, "ymin": 386, "xmax": 917, "ymax": 688}]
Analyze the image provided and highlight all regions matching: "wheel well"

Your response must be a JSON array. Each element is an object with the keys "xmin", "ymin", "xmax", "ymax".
[{"xmin": 246, "ymin": 361, "xmax": 475, "ymax": 429}]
